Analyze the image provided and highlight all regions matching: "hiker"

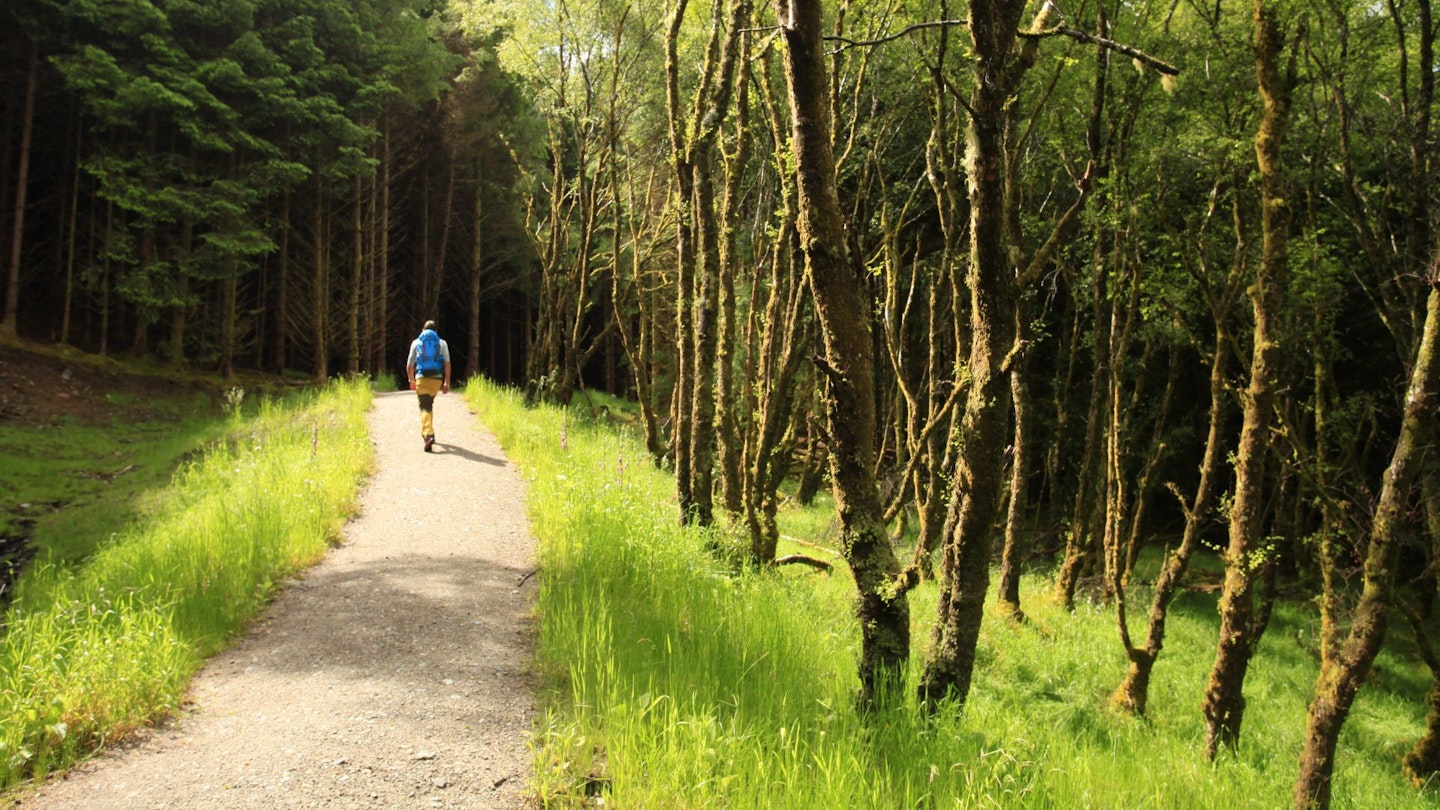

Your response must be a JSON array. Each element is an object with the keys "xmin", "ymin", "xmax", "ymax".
[{"xmin": 405, "ymin": 320, "xmax": 452, "ymax": 452}]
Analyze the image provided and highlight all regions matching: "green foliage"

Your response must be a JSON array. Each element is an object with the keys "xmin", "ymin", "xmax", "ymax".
[
  {"xmin": 41, "ymin": 0, "xmax": 453, "ymax": 321},
  {"xmin": 469, "ymin": 380, "xmax": 1433, "ymax": 808},
  {"xmin": 370, "ymin": 370, "xmax": 400, "ymax": 393},
  {"xmin": 0, "ymin": 379, "xmax": 372, "ymax": 788}
]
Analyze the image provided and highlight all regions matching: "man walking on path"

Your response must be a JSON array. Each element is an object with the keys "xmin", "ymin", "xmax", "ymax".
[{"xmin": 406, "ymin": 320, "xmax": 452, "ymax": 452}]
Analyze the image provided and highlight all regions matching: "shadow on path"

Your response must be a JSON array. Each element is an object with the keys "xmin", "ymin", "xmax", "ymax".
[{"xmin": 431, "ymin": 441, "xmax": 506, "ymax": 465}]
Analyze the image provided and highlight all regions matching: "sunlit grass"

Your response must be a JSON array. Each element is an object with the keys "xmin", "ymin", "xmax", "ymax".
[
  {"xmin": 468, "ymin": 378, "xmax": 1433, "ymax": 809},
  {"xmin": 0, "ymin": 379, "xmax": 373, "ymax": 788}
]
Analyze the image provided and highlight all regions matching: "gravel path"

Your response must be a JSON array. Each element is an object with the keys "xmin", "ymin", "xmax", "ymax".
[{"xmin": 18, "ymin": 389, "xmax": 537, "ymax": 809}]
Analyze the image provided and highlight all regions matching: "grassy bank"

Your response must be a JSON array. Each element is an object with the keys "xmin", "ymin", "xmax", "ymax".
[
  {"xmin": 467, "ymin": 379, "xmax": 1431, "ymax": 808},
  {"xmin": 0, "ymin": 378, "xmax": 373, "ymax": 788},
  {"xmin": 0, "ymin": 389, "xmax": 224, "ymax": 574}
]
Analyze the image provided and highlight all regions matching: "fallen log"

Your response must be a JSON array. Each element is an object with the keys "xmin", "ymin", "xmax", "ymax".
[{"xmin": 773, "ymin": 554, "xmax": 833, "ymax": 572}]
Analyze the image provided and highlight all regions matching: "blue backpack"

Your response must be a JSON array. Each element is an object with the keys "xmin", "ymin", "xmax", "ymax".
[{"xmin": 416, "ymin": 329, "xmax": 444, "ymax": 377}]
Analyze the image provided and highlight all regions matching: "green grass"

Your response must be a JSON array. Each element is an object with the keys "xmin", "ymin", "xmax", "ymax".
[
  {"xmin": 0, "ymin": 392, "xmax": 223, "ymax": 569},
  {"xmin": 0, "ymin": 378, "xmax": 373, "ymax": 788},
  {"xmin": 467, "ymin": 379, "xmax": 1434, "ymax": 809}
]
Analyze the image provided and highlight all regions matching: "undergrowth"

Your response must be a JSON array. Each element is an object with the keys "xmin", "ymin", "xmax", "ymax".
[{"xmin": 468, "ymin": 379, "xmax": 1432, "ymax": 809}]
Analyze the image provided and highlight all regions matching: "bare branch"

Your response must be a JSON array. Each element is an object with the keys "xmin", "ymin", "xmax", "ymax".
[
  {"xmin": 1021, "ymin": 25, "xmax": 1181, "ymax": 76},
  {"xmin": 821, "ymin": 17, "xmax": 1182, "ymax": 79},
  {"xmin": 825, "ymin": 19, "xmax": 969, "ymax": 53}
]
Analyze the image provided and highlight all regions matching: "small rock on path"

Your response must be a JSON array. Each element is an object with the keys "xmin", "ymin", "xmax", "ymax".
[{"xmin": 19, "ymin": 390, "xmax": 537, "ymax": 809}]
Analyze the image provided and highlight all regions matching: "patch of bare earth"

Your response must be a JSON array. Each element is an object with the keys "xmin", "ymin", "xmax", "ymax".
[{"xmin": 14, "ymin": 389, "xmax": 538, "ymax": 809}]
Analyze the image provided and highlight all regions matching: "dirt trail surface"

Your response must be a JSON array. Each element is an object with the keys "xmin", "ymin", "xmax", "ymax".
[{"xmin": 19, "ymin": 390, "xmax": 537, "ymax": 809}]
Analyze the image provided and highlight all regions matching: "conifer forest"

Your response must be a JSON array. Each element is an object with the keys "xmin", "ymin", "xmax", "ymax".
[{"xmin": 3, "ymin": 0, "xmax": 1440, "ymax": 806}]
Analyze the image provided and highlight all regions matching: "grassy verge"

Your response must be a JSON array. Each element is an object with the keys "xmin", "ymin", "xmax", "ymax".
[
  {"xmin": 0, "ymin": 391, "xmax": 225, "ymax": 574},
  {"xmin": 0, "ymin": 378, "xmax": 373, "ymax": 788},
  {"xmin": 467, "ymin": 379, "xmax": 1431, "ymax": 809}
]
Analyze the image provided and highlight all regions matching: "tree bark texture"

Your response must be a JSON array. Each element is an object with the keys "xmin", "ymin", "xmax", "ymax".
[
  {"xmin": 1203, "ymin": 0, "xmax": 1293, "ymax": 758},
  {"xmin": 996, "ymin": 304, "xmax": 1031, "ymax": 618},
  {"xmin": 1293, "ymin": 288, "xmax": 1439, "ymax": 808},
  {"xmin": 666, "ymin": 0, "xmax": 698, "ymax": 521},
  {"xmin": 717, "ymin": 24, "xmax": 752, "ymax": 519},
  {"xmin": 917, "ymin": 0, "xmax": 1024, "ymax": 709},
  {"xmin": 689, "ymin": 164, "xmax": 721, "ymax": 526},
  {"xmin": 774, "ymin": 0, "xmax": 912, "ymax": 707}
]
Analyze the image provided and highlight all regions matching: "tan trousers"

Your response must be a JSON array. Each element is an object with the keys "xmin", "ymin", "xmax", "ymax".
[{"xmin": 415, "ymin": 377, "xmax": 443, "ymax": 438}]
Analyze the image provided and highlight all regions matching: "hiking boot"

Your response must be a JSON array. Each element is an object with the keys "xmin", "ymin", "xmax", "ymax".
[{"xmin": 424, "ymin": 435, "xmax": 435, "ymax": 452}]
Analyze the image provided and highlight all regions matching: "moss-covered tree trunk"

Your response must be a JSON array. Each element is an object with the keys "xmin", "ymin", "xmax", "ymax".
[
  {"xmin": 773, "ymin": 0, "xmax": 912, "ymax": 706},
  {"xmin": 665, "ymin": 1, "xmax": 698, "ymax": 513},
  {"xmin": 1293, "ymin": 288, "xmax": 1439, "ymax": 807},
  {"xmin": 996, "ymin": 304, "xmax": 1030, "ymax": 618},
  {"xmin": 1114, "ymin": 310, "xmax": 1236, "ymax": 714},
  {"xmin": 689, "ymin": 166, "xmax": 721, "ymax": 526},
  {"xmin": 717, "ymin": 33, "xmax": 752, "ymax": 519},
  {"xmin": 667, "ymin": 0, "xmax": 746, "ymax": 526},
  {"xmin": 742, "ymin": 82, "xmax": 809, "ymax": 564},
  {"xmin": 1202, "ymin": 0, "xmax": 1293, "ymax": 758},
  {"xmin": 917, "ymin": 0, "xmax": 1025, "ymax": 708}
]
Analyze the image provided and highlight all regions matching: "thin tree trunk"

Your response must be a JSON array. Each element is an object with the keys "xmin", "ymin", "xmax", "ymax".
[
  {"xmin": 220, "ymin": 269, "xmax": 237, "ymax": 378},
  {"xmin": 996, "ymin": 305, "xmax": 1031, "ymax": 619},
  {"xmin": 349, "ymin": 173, "xmax": 363, "ymax": 375},
  {"xmin": 170, "ymin": 243, "xmax": 189, "ymax": 365},
  {"xmin": 469, "ymin": 157, "xmax": 484, "ymax": 380},
  {"xmin": 669, "ymin": 0, "xmax": 747, "ymax": 526},
  {"xmin": 665, "ymin": 0, "xmax": 697, "ymax": 517},
  {"xmin": 1203, "ymin": 0, "xmax": 1294, "ymax": 758},
  {"xmin": 1055, "ymin": 230, "xmax": 1111, "ymax": 610},
  {"xmin": 1111, "ymin": 110, "xmax": 1243, "ymax": 727},
  {"xmin": 365, "ymin": 163, "xmax": 378, "ymax": 373},
  {"xmin": 313, "ymin": 178, "xmax": 329, "ymax": 384},
  {"xmin": 379, "ymin": 121, "xmax": 391, "ymax": 378},
  {"xmin": 430, "ymin": 156, "xmax": 456, "ymax": 322},
  {"xmin": 1, "ymin": 42, "xmax": 38, "ymax": 339},
  {"xmin": 62, "ymin": 117, "xmax": 82, "ymax": 345},
  {"xmin": 717, "ymin": 31, "xmax": 752, "ymax": 519},
  {"xmin": 100, "ymin": 201, "xmax": 112, "ymax": 356},
  {"xmin": 795, "ymin": 415, "xmax": 827, "ymax": 505},
  {"xmin": 274, "ymin": 194, "xmax": 290, "ymax": 373},
  {"xmin": 1044, "ymin": 292, "xmax": 1084, "ymax": 524},
  {"xmin": 1113, "ymin": 324, "xmax": 1232, "ymax": 713},
  {"xmin": 1294, "ymin": 288, "xmax": 1439, "ymax": 807}
]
